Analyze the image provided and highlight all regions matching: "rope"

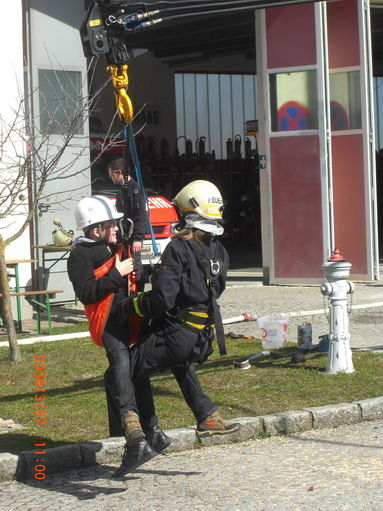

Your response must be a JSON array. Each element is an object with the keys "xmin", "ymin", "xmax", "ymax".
[{"xmin": 124, "ymin": 123, "xmax": 159, "ymax": 255}]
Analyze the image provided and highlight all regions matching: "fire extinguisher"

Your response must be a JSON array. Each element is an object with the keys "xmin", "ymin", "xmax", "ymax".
[
  {"xmin": 234, "ymin": 134, "xmax": 242, "ymax": 157},
  {"xmin": 175, "ymin": 135, "xmax": 186, "ymax": 159},
  {"xmin": 226, "ymin": 138, "xmax": 233, "ymax": 158},
  {"xmin": 186, "ymin": 139, "xmax": 193, "ymax": 158},
  {"xmin": 197, "ymin": 136, "xmax": 206, "ymax": 158},
  {"xmin": 245, "ymin": 137, "xmax": 252, "ymax": 159}
]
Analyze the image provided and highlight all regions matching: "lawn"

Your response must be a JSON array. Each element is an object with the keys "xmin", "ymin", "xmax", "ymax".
[{"xmin": 1, "ymin": 330, "xmax": 382, "ymax": 455}]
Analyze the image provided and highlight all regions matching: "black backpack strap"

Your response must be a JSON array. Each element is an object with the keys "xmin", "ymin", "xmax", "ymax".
[{"xmin": 188, "ymin": 240, "xmax": 227, "ymax": 356}]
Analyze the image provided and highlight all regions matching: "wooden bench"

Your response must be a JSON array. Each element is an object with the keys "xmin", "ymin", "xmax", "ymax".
[{"xmin": 0, "ymin": 290, "xmax": 63, "ymax": 334}]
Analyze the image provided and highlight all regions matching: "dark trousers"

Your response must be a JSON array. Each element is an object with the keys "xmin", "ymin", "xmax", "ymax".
[
  {"xmin": 103, "ymin": 330, "xmax": 157, "ymax": 436},
  {"xmin": 130, "ymin": 321, "xmax": 216, "ymax": 423}
]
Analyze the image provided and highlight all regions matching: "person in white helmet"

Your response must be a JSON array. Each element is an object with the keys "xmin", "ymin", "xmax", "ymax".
[
  {"xmin": 126, "ymin": 180, "xmax": 241, "ymax": 439},
  {"xmin": 67, "ymin": 195, "xmax": 170, "ymax": 477}
]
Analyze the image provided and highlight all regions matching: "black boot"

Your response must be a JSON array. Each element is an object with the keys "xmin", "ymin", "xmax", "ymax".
[
  {"xmin": 112, "ymin": 439, "xmax": 157, "ymax": 478},
  {"xmin": 144, "ymin": 426, "xmax": 172, "ymax": 453}
]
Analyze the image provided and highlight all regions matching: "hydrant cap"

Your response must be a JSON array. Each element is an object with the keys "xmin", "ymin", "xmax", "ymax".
[{"xmin": 328, "ymin": 248, "xmax": 346, "ymax": 262}]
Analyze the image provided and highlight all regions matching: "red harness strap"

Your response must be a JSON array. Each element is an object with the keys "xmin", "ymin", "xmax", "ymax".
[
  {"xmin": 126, "ymin": 245, "xmax": 142, "ymax": 346},
  {"xmin": 84, "ymin": 246, "xmax": 123, "ymax": 347}
]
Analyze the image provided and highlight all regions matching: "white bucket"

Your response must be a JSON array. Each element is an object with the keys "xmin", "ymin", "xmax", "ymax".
[{"xmin": 258, "ymin": 314, "xmax": 288, "ymax": 350}]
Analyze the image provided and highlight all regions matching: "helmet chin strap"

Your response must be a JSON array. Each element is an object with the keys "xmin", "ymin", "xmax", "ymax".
[{"xmin": 184, "ymin": 213, "xmax": 224, "ymax": 236}]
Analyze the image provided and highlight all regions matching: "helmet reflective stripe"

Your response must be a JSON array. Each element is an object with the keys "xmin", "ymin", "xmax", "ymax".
[
  {"xmin": 173, "ymin": 180, "xmax": 223, "ymax": 221},
  {"xmin": 75, "ymin": 195, "xmax": 123, "ymax": 231},
  {"xmin": 182, "ymin": 204, "xmax": 222, "ymax": 217}
]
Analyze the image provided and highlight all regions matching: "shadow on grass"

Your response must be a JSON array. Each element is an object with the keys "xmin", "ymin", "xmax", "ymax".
[
  {"xmin": 1, "ymin": 432, "xmax": 77, "ymax": 455},
  {"xmin": 0, "ymin": 376, "xmax": 105, "ymax": 403}
]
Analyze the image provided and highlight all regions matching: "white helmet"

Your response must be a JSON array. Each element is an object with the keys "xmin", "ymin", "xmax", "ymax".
[
  {"xmin": 74, "ymin": 195, "xmax": 123, "ymax": 231},
  {"xmin": 173, "ymin": 180, "xmax": 223, "ymax": 221}
]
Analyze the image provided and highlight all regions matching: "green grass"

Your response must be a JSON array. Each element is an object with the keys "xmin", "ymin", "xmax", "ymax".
[
  {"xmin": 0, "ymin": 320, "xmax": 90, "ymax": 340},
  {"xmin": 1, "ymin": 332, "xmax": 382, "ymax": 454}
]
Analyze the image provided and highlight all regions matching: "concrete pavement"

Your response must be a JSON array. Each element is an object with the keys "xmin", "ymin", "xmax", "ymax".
[
  {"xmin": 1, "ymin": 276, "xmax": 383, "ymax": 507},
  {"xmin": 1, "ymin": 419, "xmax": 382, "ymax": 511},
  {"xmin": 222, "ymin": 274, "xmax": 383, "ymax": 351}
]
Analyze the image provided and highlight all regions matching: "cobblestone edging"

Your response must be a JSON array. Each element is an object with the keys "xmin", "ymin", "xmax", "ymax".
[{"xmin": 1, "ymin": 396, "xmax": 382, "ymax": 482}]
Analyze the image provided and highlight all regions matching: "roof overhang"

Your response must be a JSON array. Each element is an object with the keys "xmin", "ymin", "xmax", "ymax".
[{"xmin": 119, "ymin": 0, "xmax": 338, "ymax": 66}]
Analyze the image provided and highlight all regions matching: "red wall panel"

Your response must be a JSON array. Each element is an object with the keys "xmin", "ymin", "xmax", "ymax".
[
  {"xmin": 266, "ymin": 4, "xmax": 317, "ymax": 69},
  {"xmin": 270, "ymin": 136, "xmax": 323, "ymax": 278},
  {"xmin": 327, "ymin": 0, "xmax": 360, "ymax": 69},
  {"xmin": 331, "ymin": 134, "xmax": 367, "ymax": 275}
]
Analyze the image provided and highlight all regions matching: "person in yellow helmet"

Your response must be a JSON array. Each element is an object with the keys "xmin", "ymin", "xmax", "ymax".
[{"xmin": 125, "ymin": 180, "xmax": 241, "ymax": 443}]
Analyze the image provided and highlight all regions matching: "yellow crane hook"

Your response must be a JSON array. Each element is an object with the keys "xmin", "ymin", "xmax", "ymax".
[{"xmin": 106, "ymin": 64, "xmax": 133, "ymax": 124}]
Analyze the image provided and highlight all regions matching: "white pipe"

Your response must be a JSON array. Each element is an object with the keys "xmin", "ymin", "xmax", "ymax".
[
  {"xmin": 1, "ymin": 301, "xmax": 383, "ymax": 348},
  {"xmin": 222, "ymin": 313, "xmax": 256, "ymax": 325},
  {"xmin": 222, "ymin": 301, "xmax": 383, "ymax": 325},
  {"xmin": 0, "ymin": 331, "xmax": 90, "ymax": 348}
]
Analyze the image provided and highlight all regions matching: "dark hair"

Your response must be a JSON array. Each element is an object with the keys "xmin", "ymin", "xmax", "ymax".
[
  {"xmin": 108, "ymin": 158, "xmax": 130, "ymax": 176},
  {"xmin": 172, "ymin": 228, "xmax": 208, "ymax": 243},
  {"xmin": 83, "ymin": 226, "xmax": 94, "ymax": 238}
]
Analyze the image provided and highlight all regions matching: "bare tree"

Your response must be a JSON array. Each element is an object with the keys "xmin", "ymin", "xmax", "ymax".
[{"xmin": 0, "ymin": 68, "xmax": 123, "ymax": 362}]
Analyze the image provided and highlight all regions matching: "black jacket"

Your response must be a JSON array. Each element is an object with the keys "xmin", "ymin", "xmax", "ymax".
[
  {"xmin": 139, "ymin": 236, "xmax": 229, "ymax": 319},
  {"xmin": 67, "ymin": 238, "xmax": 129, "ymax": 338},
  {"xmin": 115, "ymin": 178, "xmax": 147, "ymax": 243}
]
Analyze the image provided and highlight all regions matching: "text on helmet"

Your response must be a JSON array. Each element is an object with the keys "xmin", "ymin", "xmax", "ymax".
[{"xmin": 208, "ymin": 197, "xmax": 223, "ymax": 204}]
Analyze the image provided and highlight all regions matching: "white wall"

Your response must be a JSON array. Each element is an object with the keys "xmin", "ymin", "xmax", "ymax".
[
  {"xmin": 29, "ymin": 0, "xmax": 91, "ymax": 300},
  {"xmin": 0, "ymin": 0, "xmax": 33, "ymax": 288}
]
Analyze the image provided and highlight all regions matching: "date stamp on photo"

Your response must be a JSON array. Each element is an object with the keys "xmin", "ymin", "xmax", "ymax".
[{"xmin": 33, "ymin": 354, "xmax": 47, "ymax": 480}]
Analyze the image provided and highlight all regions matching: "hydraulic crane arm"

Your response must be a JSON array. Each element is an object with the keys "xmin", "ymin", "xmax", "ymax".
[{"xmin": 80, "ymin": 0, "xmax": 332, "ymax": 122}]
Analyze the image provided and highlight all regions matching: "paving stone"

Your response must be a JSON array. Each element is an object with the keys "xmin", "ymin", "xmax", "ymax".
[
  {"xmin": 232, "ymin": 416, "xmax": 264, "ymax": 439},
  {"xmin": 80, "ymin": 437, "xmax": 124, "ymax": 466},
  {"xmin": 162, "ymin": 427, "xmax": 197, "ymax": 453},
  {"xmin": 0, "ymin": 418, "xmax": 25, "ymax": 434},
  {"xmin": 0, "ymin": 453, "xmax": 18, "ymax": 481},
  {"xmin": 0, "ymin": 420, "xmax": 382, "ymax": 511},
  {"xmin": 17, "ymin": 445, "xmax": 82, "ymax": 481},
  {"xmin": 303, "ymin": 402, "xmax": 362, "ymax": 429},
  {"xmin": 354, "ymin": 396, "xmax": 383, "ymax": 420},
  {"xmin": 262, "ymin": 410, "xmax": 312, "ymax": 435}
]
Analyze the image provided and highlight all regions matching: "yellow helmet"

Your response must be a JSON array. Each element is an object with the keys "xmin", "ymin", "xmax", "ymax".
[{"xmin": 173, "ymin": 180, "xmax": 223, "ymax": 221}]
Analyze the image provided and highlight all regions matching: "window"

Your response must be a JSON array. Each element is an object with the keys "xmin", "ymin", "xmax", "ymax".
[
  {"xmin": 270, "ymin": 70, "xmax": 318, "ymax": 132},
  {"xmin": 175, "ymin": 73, "xmax": 257, "ymax": 159},
  {"xmin": 329, "ymin": 71, "xmax": 361, "ymax": 131},
  {"xmin": 38, "ymin": 70, "xmax": 84, "ymax": 135}
]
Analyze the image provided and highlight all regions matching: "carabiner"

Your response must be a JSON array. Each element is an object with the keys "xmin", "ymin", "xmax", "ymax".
[{"xmin": 210, "ymin": 259, "xmax": 220, "ymax": 276}]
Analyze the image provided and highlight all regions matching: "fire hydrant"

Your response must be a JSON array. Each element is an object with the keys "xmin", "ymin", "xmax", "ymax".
[{"xmin": 321, "ymin": 249, "xmax": 355, "ymax": 374}]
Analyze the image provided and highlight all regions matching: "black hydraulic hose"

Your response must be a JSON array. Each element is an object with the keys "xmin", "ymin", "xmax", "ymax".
[
  {"xmin": 106, "ymin": 0, "xmax": 335, "ymax": 34},
  {"xmin": 122, "ymin": 0, "xmax": 329, "ymax": 27},
  {"xmin": 148, "ymin": 2, "xmax": 297, "ymax": 23},
  {"xmin": 125, "ymin": 0, "xmax": 327, "ymax": 12},
  {"xmin": 140, "ymin": 0, "xmax": 263, "ymax": 10}
]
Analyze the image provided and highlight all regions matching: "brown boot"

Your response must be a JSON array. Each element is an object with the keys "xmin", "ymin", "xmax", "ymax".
[
  {"xmin": 196, "ymin": 411, "xmax": 241, "ymax": 439},
  {"xmin": 121, "ymin": 410, "xmax": 145, "ymax": 446}
]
